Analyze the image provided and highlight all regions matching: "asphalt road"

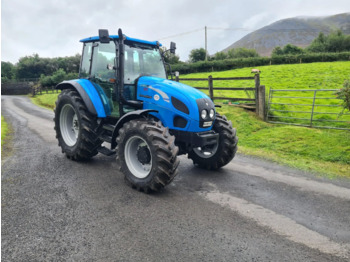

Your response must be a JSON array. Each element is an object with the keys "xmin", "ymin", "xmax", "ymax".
[{"xmin": 2, "ymin": 95, "xmax": 350, "ymax": 262}]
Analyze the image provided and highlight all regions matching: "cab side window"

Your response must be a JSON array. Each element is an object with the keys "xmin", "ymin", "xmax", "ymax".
[
  {"xmin": 91, "ymin": 42, "xmax": 116, "ymax": 81},
  {"xmin": 80, "ymin": 43, "xmax": 92, "ymax": 78}
]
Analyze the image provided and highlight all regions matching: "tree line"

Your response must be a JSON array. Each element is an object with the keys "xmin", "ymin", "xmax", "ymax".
[
  {"xmin": 1, "ymin": 54, "xmax": 81, "ymax": 86},
  {"xmin": 271, "ymin": 30, "xmax": 350, "ymax": 56}
]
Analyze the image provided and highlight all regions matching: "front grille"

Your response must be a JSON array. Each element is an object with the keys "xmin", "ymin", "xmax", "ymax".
[{"xmin": 196, "ymin": 98, "xmax": 215, "ymax": 128}]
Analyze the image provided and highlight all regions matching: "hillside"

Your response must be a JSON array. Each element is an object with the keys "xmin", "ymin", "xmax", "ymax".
[{"xmin": 222, "ymin": 13, "xmax": 350, "ymax": 56}]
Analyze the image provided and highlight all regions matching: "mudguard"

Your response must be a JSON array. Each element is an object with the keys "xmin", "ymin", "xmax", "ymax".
[{"xmin": 56, "ymin": 79, "xmax": 110, "ymax": 117}]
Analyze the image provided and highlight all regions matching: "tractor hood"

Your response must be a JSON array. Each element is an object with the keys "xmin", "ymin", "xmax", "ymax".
[
  {"xmin": 136, "ymin": 76, "xmax": 215, "ymax": 132},
  {"xmin": 137, "ymin": 76, "xmax": 209, "ymax": 103}
]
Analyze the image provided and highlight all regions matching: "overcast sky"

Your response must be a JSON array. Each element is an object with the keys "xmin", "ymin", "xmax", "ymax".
[{"xmin": 1, "ymin": 0, "xmax": 349, "ymax": 63}]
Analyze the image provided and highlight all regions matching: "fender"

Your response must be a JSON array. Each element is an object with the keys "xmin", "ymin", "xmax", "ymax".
[
  {"xmin": 56, "ymin": 79, "xmax": 110, "ymax": 117},
  {"xmin": 111, "ymin": 109, "xmax": 158, "ymax": 149}
]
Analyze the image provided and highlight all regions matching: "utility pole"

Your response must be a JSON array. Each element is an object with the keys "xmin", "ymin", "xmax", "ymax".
[{"xmin": 205, "ymin": 26, "xmax": 208, "ymax": 61}]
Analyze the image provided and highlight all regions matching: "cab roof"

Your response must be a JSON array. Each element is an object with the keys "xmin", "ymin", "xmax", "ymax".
[{"xmin": 79, "ymin": 35, "xmax": 161, "ymax": 47}]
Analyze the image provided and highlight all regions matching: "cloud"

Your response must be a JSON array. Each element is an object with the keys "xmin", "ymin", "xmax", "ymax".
[{"xmin": 1, "ymin": 0, "xmax": 349, "ymax": 63}]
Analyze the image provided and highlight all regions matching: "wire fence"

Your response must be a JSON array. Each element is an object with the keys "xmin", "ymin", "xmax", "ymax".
[{"xmin": 267, "ymin": 89, "xmax": 350, "ymax": 130}]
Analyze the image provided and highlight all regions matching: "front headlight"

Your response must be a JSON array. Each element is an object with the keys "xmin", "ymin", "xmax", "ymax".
[
  {"xmin": 201, "ymin": 109, "xmax": 207, "ymax": 119},
  {"xmin": 209, "ymin": 109, "xmax": 215, "ymax": 119}
]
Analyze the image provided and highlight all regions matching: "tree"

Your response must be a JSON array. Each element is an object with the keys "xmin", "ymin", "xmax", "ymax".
[
  {"xmin": 14, "ymin": 53, "xmax": 81, "ymax": 80},
  {"xmin": 227, "ymin": 48, "xmax": 260, "ymax": 59},
  {"xmin": 1, "ymin": 61, "xmax": 15, "ymax": 80},
  {"xmin": 272, "ymin": 44, "xmax": 304, "ymax": 56},
  {"xmin": 214, "ymin": 51, "xmax": 228, "ymax": 60},
  {"xmin": 189, "ymin": 48, "xmax": 207, "ymax": 63},
  {"xmin": 282, "ymin": 44, "xmax": 304, "ymax": 55},
  {"xmin": 39, "ymin": 69, "xmax": 79, "ymax": 88},
  {"xmin": 306, "ymin": 30, "xmax": 350, "ymax": 53},
  {"xmin": 16, "ymin": 54, "xmax": 47, "ymax": 79},
  {"xmin": 271, "ymin": 46, "xmax": 284, "ymax": 56},
  {"xmin": 326, "ymin": 30, "xmax": 346, "ymax": 52}
]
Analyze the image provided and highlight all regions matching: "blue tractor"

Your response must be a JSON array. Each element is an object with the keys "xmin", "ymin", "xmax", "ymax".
[{"xmin": 54, "ymin": 29, "xmax": 238, "ymax": 192}]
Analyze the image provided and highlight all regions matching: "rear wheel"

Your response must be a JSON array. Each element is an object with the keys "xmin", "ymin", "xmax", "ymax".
[
  {"xmin": 54, "ymin": 89, "xmax": 102, "ymax": 160},
  {"xmin": 188, "ymin": 114, "xmax": 238, "ymax": 170},
  {"xmin": 116, "ymin": 119, "xmax": 179, "ymax": 193}
]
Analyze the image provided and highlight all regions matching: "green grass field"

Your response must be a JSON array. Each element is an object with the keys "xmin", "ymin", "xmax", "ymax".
[{"xmin": 30, "ymin": 62, "xmax": 350, "ymax": 178}]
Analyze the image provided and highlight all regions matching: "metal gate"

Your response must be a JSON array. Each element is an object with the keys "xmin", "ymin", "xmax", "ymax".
[{"xmin": 267, "ymin": 89, "xmax": 350, "ymax": 130}]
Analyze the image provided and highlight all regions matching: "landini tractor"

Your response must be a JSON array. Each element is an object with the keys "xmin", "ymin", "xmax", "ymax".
[{"xmin": 54, "ymin": 29, "xmax": 238, "ymax": 192}]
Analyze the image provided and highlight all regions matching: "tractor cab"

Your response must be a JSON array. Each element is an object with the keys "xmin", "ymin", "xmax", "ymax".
[{"xmin": 79, "ymin": 29, "xmax": 170, "ymax": 119}]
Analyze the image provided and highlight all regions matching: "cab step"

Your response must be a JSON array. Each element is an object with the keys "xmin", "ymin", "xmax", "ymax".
[
  {"xmin": 100, "ymin": 134, "xmax": 112, "ymax": 144},
  {"xmin": 102, "ymin": 124, "xmax": 115, "ymax": 132},
  {"xmin": 97, "ymin": 146, "xmax": 116, "ymax": 156}
]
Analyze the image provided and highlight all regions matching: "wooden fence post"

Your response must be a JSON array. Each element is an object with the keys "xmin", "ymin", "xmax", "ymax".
[
  {"xmin": 254, "ymin": 73, "xmax": 260, "ymax": 115},
  {"xmin": 175, "ymin": 75, "xmax": 179, "ymax": 82},
  {"xmin": 258, "ymin": 85, "xmax": 266, "ymax": 120},
  {"xmin": 208, "ymin": 75, "xmax": 214, "ymax": 101}
]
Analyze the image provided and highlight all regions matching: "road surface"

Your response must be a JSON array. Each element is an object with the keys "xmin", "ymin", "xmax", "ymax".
[{"xmin": 2, "ymin": 95, "xmax": 350, "ymax": 261}]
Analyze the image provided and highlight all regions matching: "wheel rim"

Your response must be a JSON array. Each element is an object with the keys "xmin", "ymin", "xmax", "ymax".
[
  {"xmin": 193, "ymin": 143, "xmax": 219, "ymax": 159},
  {"xmin": 60, "ymin": 104, "xmax": 79, "ymax": 147},
  {"xmin": 124, "ymin": 136, "xmax": 152, "ymax": 179}
]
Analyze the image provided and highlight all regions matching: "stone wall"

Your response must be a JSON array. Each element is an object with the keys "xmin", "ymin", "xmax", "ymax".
[{"xmin": 2, "ymin": 82, "xmax": 32, "ymax": 95}]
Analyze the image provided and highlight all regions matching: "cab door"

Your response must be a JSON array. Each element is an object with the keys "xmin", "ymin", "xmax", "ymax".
[{"xmin": 80, "ymin": 41, "xmax": 120, "ymax": 118}]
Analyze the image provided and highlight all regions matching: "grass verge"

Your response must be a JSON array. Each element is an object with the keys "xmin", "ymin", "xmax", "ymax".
[
  {"xmin": 30, "ymin": 92, "xmax": 59, "ymax": 110},
  {"xmin": 1, "ymin": 115, "xmax": 12, "ymax": 158},
  {"xmin": 218, "ymin": 105, "xmax": 349, "ymax": 178}
]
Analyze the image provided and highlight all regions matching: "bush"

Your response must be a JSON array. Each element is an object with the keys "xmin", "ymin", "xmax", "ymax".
[
  {"xmin": 335, "ymin": 80, "xmax": 350, "ymax": 115},
  {"xmin": 39, "ymin": 69, "xmax": 79, "ymax": 88}
]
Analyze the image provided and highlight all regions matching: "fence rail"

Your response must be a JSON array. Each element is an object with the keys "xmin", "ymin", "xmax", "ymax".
[
  {"xmin": 267, "ymin": 89, "xmax": 350, "ymax": 130},
  {"xmin": 174, "ymin": 74, "xmax": 266, "ymax": 119},
  {"xmin": 175, "ymin": 75, "xmax": 257, "ymax": 103}
]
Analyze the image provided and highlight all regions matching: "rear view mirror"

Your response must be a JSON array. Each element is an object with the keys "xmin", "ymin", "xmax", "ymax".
[{"xmin": 170, "ymin": 42, "xmax": 176, "ymax": 54}]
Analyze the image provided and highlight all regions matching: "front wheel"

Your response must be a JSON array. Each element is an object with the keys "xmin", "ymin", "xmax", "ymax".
[
  {"xmin": 188, "ymin": 114, "xmax": 238, "ymax": 170},
  {"xmin": 116, "ymin": 119, "xmax": 179, "ymax": 193}
]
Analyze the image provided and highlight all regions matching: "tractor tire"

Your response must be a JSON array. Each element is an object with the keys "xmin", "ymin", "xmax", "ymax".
[
  {"xmin": 116, "ymin": 119, "xmax": 179, "ymax": 193},
  {"xmin": 54, "ymin": 89, "xmax": 102, "ymax": 161},
  {"xmin": 188, "ymin": 114, "xmax": 238, "ymax": 170}
]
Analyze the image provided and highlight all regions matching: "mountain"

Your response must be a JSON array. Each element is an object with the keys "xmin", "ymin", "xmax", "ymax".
[{"xmin": 222, "ymin": 13, "xmax": 350, "ymax": 56}]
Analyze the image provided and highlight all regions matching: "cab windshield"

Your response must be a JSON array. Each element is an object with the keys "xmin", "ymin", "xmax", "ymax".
[{"xmin": 124, "ymin": 44, "xmax": 166, "ymax": 84}]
